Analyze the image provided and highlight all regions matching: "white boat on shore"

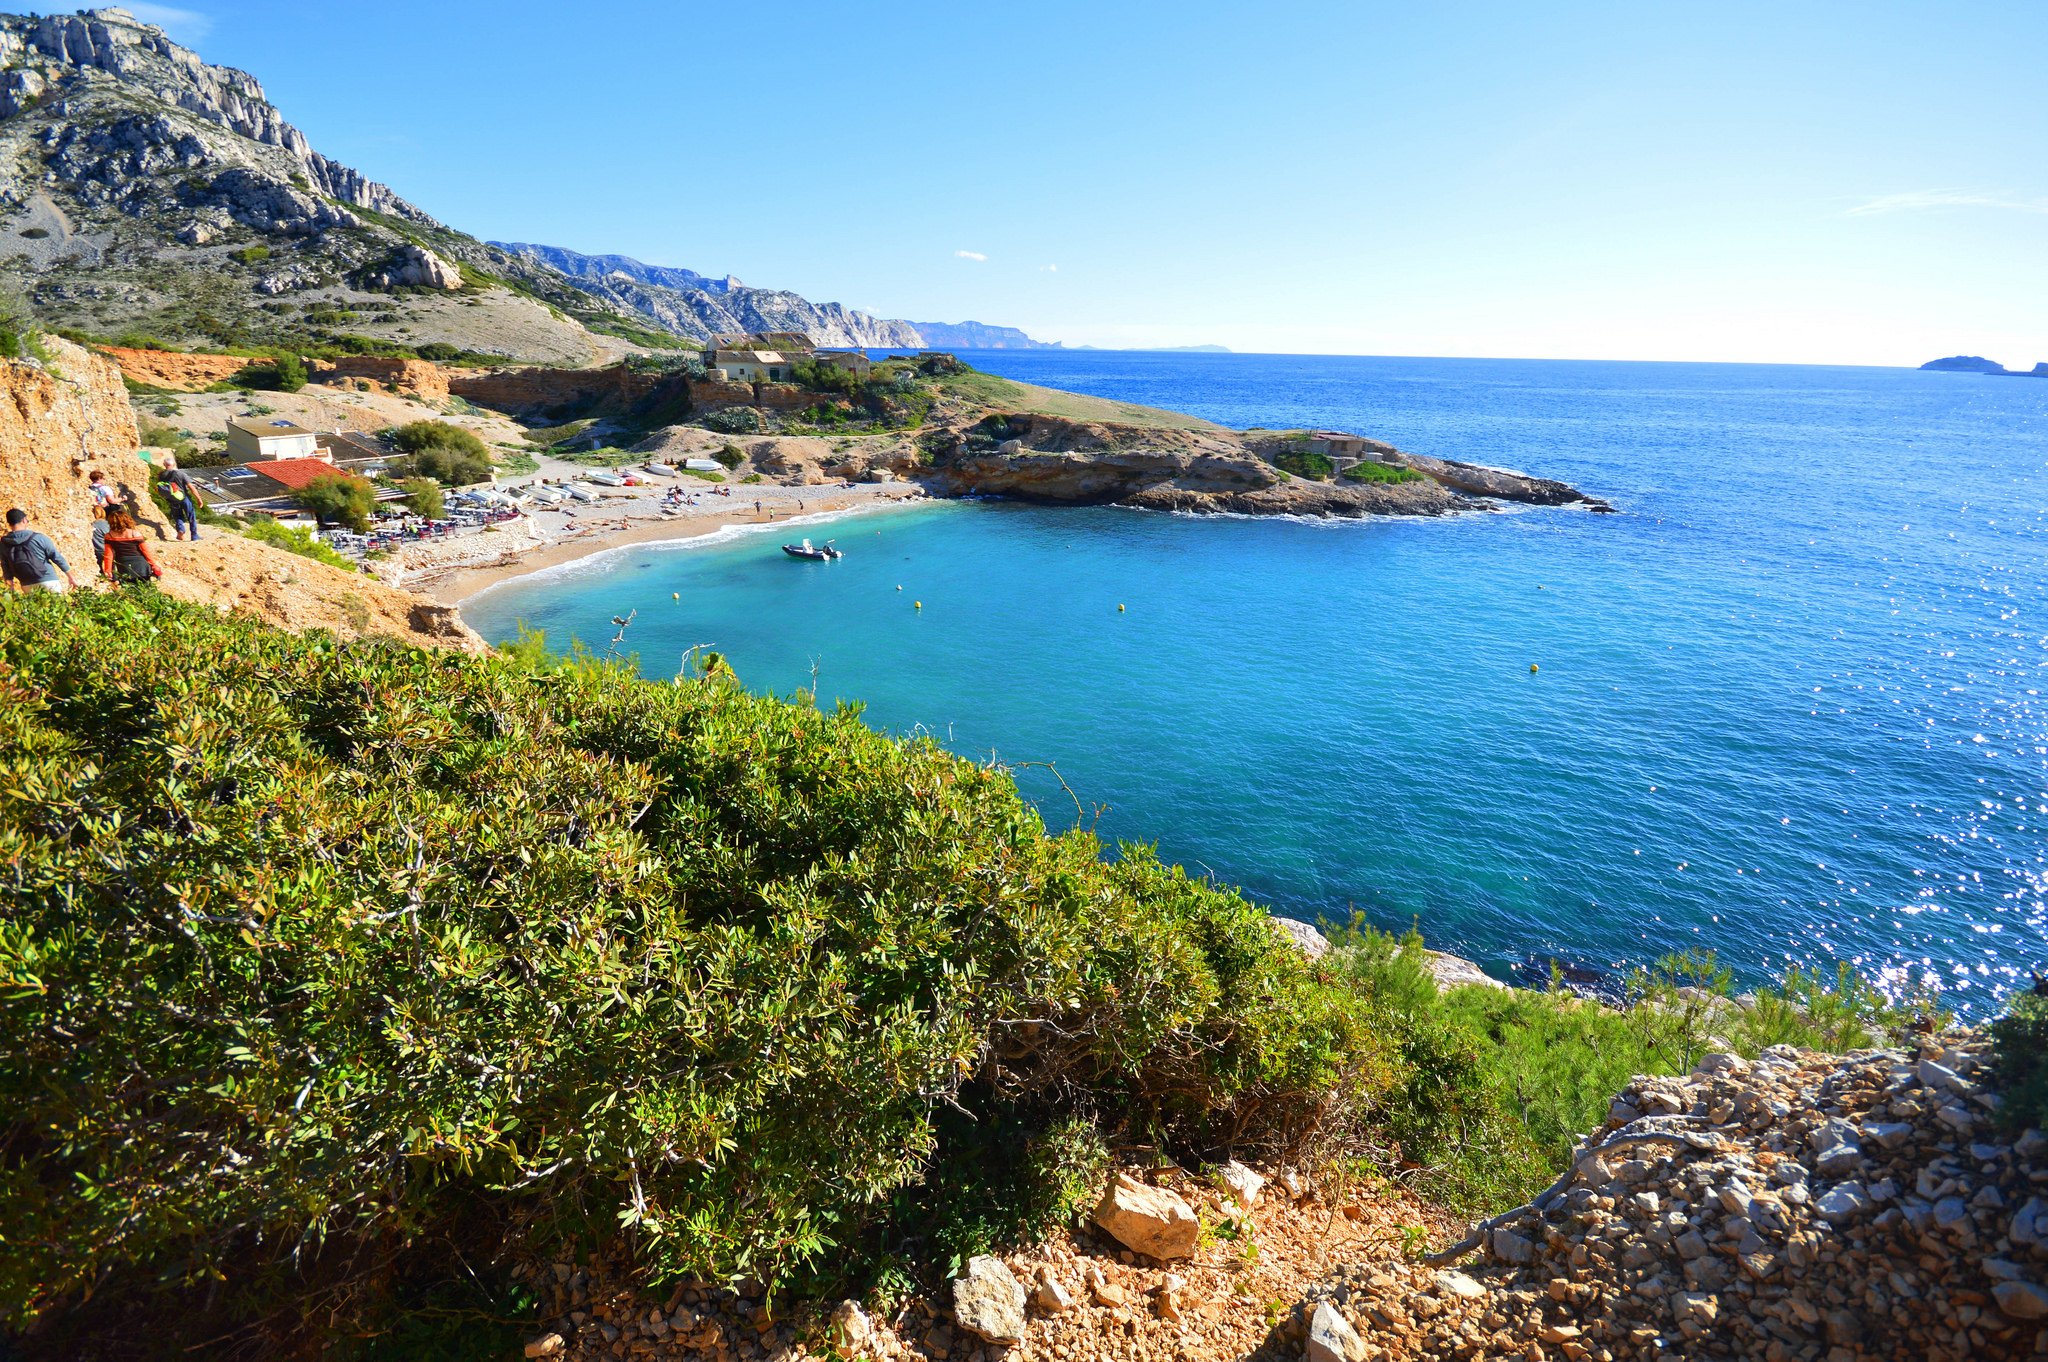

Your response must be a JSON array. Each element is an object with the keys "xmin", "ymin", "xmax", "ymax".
[
  {"xmin": 588, "ymin": 471, "xmax": 628, "ymax": 488},
  {"xmin": 563, "ymin": 484, "xmax": 599, "ymax": 503},
  {"xmin": 643, "ymin": 462, "xmax": 676, "ymax": 476}
]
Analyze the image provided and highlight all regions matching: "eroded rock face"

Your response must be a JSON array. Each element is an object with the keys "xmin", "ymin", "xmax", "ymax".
[
  {"xmin": 1093, "ymin": 1173, "xmax": 1200, "ymax": 1261},
  {"xmin": 1297, "ymin": 1029, "xmax": 2048, "ymax": 1362},
  {"xmin": 363, "ymin": 242, "xmax": 463, "ymax": 291}
]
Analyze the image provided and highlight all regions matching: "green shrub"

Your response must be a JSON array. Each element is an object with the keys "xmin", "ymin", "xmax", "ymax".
[
  {"xmin": 392, "ymin": 476, "xmax": 445, "ymax": 518},
  {"xmin": 296, "ymin": 471, "xmax": 378, "ymax": 531},
  {"xmin": 1342, "ymin": 461, "xmax": 1423, "ymax": 485},
  {"xmin": 714, "ymin": 443, "xmax": 746, "ymax": 469},
  {"xmin": 234, "ymin": 244, "xmax": 272, "ymax": 265},
  {"xmin": 235, "ymin": 515, "xmax": 358, "ymax": 570},
  {"xmin": 704, "ymin": 406, "xmax": 763, "ymax": 434},
  {"xmin": 390, "ymin": 422, "xmax": 494, "ymax": 485},
  {"xmin": 1273, "ymin": 448, "xmax": 1335, "ymax": 480},
  {"xmin": 0, "ymin": 592, "xmax": 1400, "ymax": 1342},
  {"xmin": 1990, "ymin": 980, "xmax": 2048, "ymax": 1132},
  {"xmin": 392, "ymin": 419, "xmax": 490, "ymax": 461},
  {"xmin": 275, "ymin": 354, "xmax": 307, "ymax": 393}
]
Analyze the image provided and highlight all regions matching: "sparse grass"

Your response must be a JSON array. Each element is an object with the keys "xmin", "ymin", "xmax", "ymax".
[{"xmin": 935, "ymin": 371, "xmax": 1223, "ymax": 431}]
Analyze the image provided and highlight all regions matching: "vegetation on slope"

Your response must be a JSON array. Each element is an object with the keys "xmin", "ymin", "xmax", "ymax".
[
  {"xmin": 0, "ymin": 591, "xmax": 1977, "ymax": 1355},
  {"xmin": 0, "ymin": 590, "xmax": 1394, "ymax": 1346}
]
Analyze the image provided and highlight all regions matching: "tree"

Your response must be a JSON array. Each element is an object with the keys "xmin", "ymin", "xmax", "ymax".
[
  {"xmin": 274, "ymin": 355, "xmax": 307, "ymax": 393},
  {"xmin": 297, "ymin": 472, "xmax": 377, "ymax": 532},
  {"xmin": 391, "ymin": 420, "xmax": 489, "ymax": 460},
  {"xmin": 393, "ymin": 476, "xmax": 444, "ymax": 519}
]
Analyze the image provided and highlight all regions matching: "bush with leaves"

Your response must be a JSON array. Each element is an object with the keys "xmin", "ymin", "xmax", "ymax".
[
  {"xmin": 274, "ymin": 354, "xmax": 307, "ymax": 393},
  {"xmin": 392, "ymin": 476, "xmax": 446, "ymax": 519},
  {"xmin": 295, "ymin": 470, "xmax": 377, "ymax": 531},
  {"xmin": 0, "ymin": 591, "xmax": 1397, "ymax": 1344},
  {"xmin": 232, "ymin": 514, "xmax": 358, "ymax": 570},
  {"xmin": 704, "ymin": 406, "xmax": 763, "ymax": 435},
  {"xmin": 388, "ymin": 420, "xmax": 494, "ymax": 486},
  {"xmin": 713, "ymin": 443, "xmax": 746, "ymax": 469},
  {"xmin": 1990, "ymin": 978, "xmax": 2048, "ymax": 1132}
]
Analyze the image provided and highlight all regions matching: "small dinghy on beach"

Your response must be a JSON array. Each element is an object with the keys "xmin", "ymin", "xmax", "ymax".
[{"xmin": 781, "ymin": 538, "xmax": 842, "ymax": 561}]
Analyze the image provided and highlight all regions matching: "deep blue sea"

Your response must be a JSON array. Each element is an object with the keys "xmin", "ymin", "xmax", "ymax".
[{"xmin": 464, "ymin": 352, "xmax": 2048, "ymax": 1012}]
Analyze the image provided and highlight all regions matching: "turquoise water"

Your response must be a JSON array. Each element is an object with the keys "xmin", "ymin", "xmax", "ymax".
[{"xmin": 464, "ymin": 353, "xmax": 2048, "ymax": 1010}]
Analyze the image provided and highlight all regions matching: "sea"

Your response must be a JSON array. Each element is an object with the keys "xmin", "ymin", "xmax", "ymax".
[{"xmin": 462, "ymin": 351, "xmax": 2048, "ymax": 1014}]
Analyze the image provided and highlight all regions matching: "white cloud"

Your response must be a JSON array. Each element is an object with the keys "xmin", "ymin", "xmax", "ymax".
[
  {"xmin": 1040, "ymin": 263, "xmax": 1058, "ymax": 272},
  {"xmin": 954, "ymin": 249, "xmax": 987, "ymax": 261},
  {"xmin": 1846, "ymin": 190, "xmax": 2048, "ymax": 217}
]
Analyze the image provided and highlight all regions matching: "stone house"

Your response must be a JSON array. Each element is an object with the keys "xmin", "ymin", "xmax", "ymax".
[
  {"xmin": 811, "ymin": 350, "xmax": 873, "ymax": 378},
  {"xmin": 709, "ymin": 350, "xmax": 795, "ymax": 384}
]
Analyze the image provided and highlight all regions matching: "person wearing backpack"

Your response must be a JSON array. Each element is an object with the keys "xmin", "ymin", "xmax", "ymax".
[
  {"xmin": 100, "ymin": 508, "xmax": 163, "ymax": 584},
  {"xmin": 159, "ymin": 460, "xmax": 201, "ymax": 541},
  {"xmin": 2, "ymin": 508, "xmax": 79, "ymax": 593}
]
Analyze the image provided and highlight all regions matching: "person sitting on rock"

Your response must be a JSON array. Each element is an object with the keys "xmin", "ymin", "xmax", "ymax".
[
  {"xmin": 101, "ymin": 509, "xmax": 163, "ymax": 584},
  {"xmin": 2, "ymin": 507, "xmax": 79, "ymax": 594}
]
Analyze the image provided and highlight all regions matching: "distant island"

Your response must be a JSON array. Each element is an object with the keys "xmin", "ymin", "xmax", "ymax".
[{"xmin": 1920, "ymin": 355, "xmax": 2048, "ymax": 376}]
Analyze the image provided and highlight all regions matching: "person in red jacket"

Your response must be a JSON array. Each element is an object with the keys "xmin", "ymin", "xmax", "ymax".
[{"xmin": 101, "ymin": 508, "xmax": 163, "ymax": 583}]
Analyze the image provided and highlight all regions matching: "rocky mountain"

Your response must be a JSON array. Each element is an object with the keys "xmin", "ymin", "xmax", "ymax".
[
  {"xmin": 492, "ymin": 241, "xmax": 922, "ymax": 348},
  {"xmin": 0, "ymin": 8, "xmax": 939, "ymax": 362},
  {"xmin": 914, "ymin": 319, "xmax": 1062, "ymax": 349},
  {"xmin": 0, "ymin": 7, "xmax": 694, "ymax": 361}
]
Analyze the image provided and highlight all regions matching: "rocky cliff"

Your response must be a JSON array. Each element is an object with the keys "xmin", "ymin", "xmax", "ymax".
[
  {"xmin": 0, "ymin": 334, "xmax": 477, "ymax": 648},
  {"xmin": 495, "ymin": 242, "xmax": 923, "ymax": 348},
  {"xmin": 0, "ymin": 9, "xmax": 683, "ymax": 360},
  {"xmin": 914, "ymin": 320, "xmax": 1063, "ymax": 350}
]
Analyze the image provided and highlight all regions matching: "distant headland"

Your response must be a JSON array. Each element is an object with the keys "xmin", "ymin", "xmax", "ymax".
[{"xmin": 1920, "ymin": 355, "xmax": 2048, "ymax": 376}]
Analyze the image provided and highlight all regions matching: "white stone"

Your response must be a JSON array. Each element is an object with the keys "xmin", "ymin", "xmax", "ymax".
[
  {"xmin": 951, "ymin": 1255, "xmax": 1027, "ymax": 1346},
  {"xmin": 1033, "ymin": 1278, "xmax": 1073, "ymax": 1314},
  {"xmin": 1306, "ymin": 1301, "xmax": 1366, "ymax": 1362},
  {"xmin": 1216, "ymin": 1160, "xmax": 1265, "ymax": 1209}
]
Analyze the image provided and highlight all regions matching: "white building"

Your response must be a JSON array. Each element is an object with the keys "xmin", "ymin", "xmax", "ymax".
[{"xmin": 226, "ymin": 417, "xmax": 323, "ymax": 463}]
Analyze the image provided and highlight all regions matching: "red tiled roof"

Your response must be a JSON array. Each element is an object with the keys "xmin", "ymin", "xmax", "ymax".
[{"xmin": 248, "ymin": 457, "xmax": 344, "ymax": 491}]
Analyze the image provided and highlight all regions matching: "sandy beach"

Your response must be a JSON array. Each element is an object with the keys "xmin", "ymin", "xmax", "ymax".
[{"xmin": 389, "ymin": 478, "xmax": 930, "ymax": 607}]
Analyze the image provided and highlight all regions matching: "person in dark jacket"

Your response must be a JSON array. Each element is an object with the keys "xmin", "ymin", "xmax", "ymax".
[
  {"xmin": 1, "ymin": 507, "xmax": 79, "ymax": 593},
  {"xmin": 101, "ymin": 508, "xmax": 163, "ymax": 583}
]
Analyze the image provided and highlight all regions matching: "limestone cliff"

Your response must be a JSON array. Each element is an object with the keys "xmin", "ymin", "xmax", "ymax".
[
  {"xmin": 0, "ymin": 8, "xmax": 653, "ymax": 361},
  {"xmin": 493, "ymin": 243, "xmax": 924, "ymax": 349},
  {"xmin": 0, "ymin": 335, "xmax": 478, "ymax": 649}
]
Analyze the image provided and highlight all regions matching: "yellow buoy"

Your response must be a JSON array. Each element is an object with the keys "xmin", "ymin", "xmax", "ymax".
[
  {"xmin": 1118, "ymin": 603, "xmax": 1126, "ymax": 612},
  {"xmin": 1530, "ymin": 664, "xmax": 1540, "ymax": 673},
  {"xmin": 672, "ymin": 592, "xmax": 680, "ymax": 601},
  {"xmin": 914, "ymin": 601, "xmax": 923, "ymax": 610}
]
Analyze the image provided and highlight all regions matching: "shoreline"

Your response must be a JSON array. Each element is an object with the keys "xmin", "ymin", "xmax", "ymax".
[{"xmin": 395, "ymin": 483, "xmax": 931, "ymax": 607}]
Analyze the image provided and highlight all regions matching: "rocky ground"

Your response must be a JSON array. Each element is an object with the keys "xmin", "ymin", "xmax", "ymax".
[
  {"xmin": 514, "ymin": 1164, "xmax": 1459, "ymax": 1362},
  {"xmin": 1289, "ymin": 1032, "xmax": 2047, "ymax": 1361}
]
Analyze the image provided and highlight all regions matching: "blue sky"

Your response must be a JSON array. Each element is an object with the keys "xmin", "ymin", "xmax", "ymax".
[{"xmin": 111, "ymin": 0, "xmax": 2048, "ymax": 364}]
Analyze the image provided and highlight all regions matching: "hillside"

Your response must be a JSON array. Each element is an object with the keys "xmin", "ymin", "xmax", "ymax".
[
  {"xmin": 0, "ymin": 334, "xmax": 477, "ymax": 646},
  {"xmin": 915, "ymin": 319, "xmax": 1064, "ymax": 349},
  {"xmin": 495, "ymin": 242, "xmax": 923, "ymax": 348}
]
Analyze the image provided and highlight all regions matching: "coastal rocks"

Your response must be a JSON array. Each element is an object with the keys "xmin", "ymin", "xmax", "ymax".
[
  {"xmin": 1093, "ymin": 1173, "xmax": 1200, "ymax": 1260},
  {"xmin": 950, "ymin": 1256, "xmax": 1027, "ymax": 1345},
  {"xmin": 1297, "ymin": 1027, "xmax": 2048, "ymax": 1362},
  {"xmin": 1271, "ymin": 917, "xmax": 1331, "ymax": 959},
  {"xmin": 363, "ymin": 242, "xmax": 464, "ymax": 291}
]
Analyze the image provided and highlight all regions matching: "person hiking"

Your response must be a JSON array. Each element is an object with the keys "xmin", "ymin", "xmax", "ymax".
[
  {"xmin": 2, "ymin": 508, "xmax": 78, "ymax": 593},
  {"xmin": 159, "ymin": 459, "xmax": 201, "ymax": 541},
  {"xmin": 88, "ymin": 470, "xmax": 118, "ymax": 561},
  {"xmin": 101, "ymin": 508, "xmax": 163, "ymax": 584}
]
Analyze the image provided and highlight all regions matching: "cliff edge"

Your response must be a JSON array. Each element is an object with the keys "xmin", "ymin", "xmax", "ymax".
[{"xmin": 0, "ymin": 335, "xmax": 479, "ymax": 648}]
